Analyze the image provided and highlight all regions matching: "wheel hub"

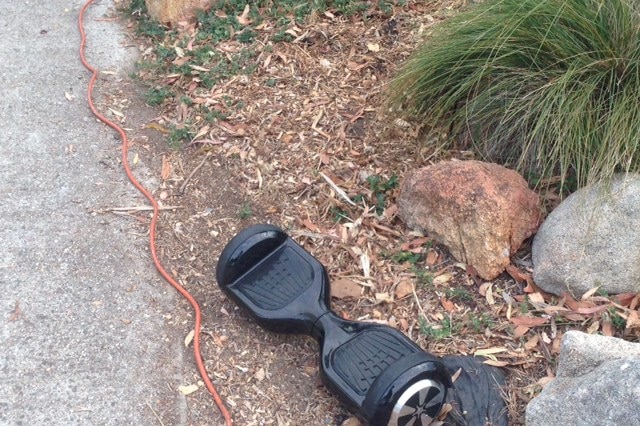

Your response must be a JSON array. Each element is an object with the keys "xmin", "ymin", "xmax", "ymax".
[{"xmin": 388, "ymin": 379, "xmax": 445, "ymax": 426}]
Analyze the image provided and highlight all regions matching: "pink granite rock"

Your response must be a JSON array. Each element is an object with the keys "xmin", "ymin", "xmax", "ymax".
[{"xmin": 398, "ymin": 160, "xmax": 541, "ymax": 279}]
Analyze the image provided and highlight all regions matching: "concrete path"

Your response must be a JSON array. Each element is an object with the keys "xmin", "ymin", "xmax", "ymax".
[{"xmin": 0, "ymin": 1, "xmax": 191, "ymax": 424}]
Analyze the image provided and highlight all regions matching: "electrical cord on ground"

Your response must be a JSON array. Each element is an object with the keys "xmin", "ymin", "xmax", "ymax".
[{"xmin": 78, "ymin": 1, "xmax": 233, "ymax": 424}]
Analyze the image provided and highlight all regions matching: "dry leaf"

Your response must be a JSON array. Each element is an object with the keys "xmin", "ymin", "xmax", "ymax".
[
  {"xmin": 510, "ymin": 316, "xmax": 549, "ymax": 327},
  {"xmin": 543, "ymin": 305, "xmax": 570, "ymax": 315},
  {"xmin": 581, "ymin": 286, "xmax": 601, "ymax": 300},
  {"xmin": 630, "ymin": 294, "xmax": 640, "ymax": 311},
  {"xmin": 484, "ymin": 359, "xmax": 510, "ymax": 367},
  {"xmin": 191, "ymin": 125, "xmax": 210, "ymax": 142},
  {"xmin": 478, "ymin": 282, "xmax": 491, "ymax": 296},
  {"xmin": 576, "ymin": 305, "xmax": 609, "ymax": 315},
  {"xmin": 300, "ymin": 218, "xmax": 321, "ymax": 233},
  {"xmin": 552, "ymin": 334, "xmax": 562, "ymax": 354},
  {"xmin": 513, "ymin": 325, "xmax": 530, "ymax": 338},
  {"xmin": 528, "ymin": 292, "xmax": 545, "ymax": 304},
  {"xmin": 433, "ymin": 273, "xmax": 452, "ymax": 285},
  {"xmin": 254, "ymin": 367, "xmax": 265, "ymax": 382},
  {"xmin": 426, "ymin": 249, "xmax": 439, "ymax": 266},
  {"xmin": 626, "ymin": 310, "xmax": 640, "ymax": 329},
  {"xmin": 178, "ymin": 384, "xmax": 199, "ymax": 395},
  {"xmin": 613, "ymin": 293, "xmax": 636, "ymax": 307},
  {"xmin": 384, "ymin": 204, "xmax": 398, "ymax": 220},
  {"xmin": 506, "ymin": 264, "xmax": 529, "ymax": 282},
  {"xmin": 319, "ymin": 152, "xmax": 331, "ymax": 165},
  {"xmin": 108, "ymin": 107, "xmax": 124, "ymax": 118},
  {"xmin": 360, "ymin": 252, "xmax": 370, "ymax": 278},
  {"xmin": 214, "ymin": 334, "xmax": 228, "ymax": 346},
  {"xmin": 524, "ymin": 335, "xmax": 539, "ymax": 350},
  {"xmin": 479, "ymin": 282, "xmax": 495, "ymax": 304},
  {"xmin": 450, "ymin": 368, "xmax": 462, "ymax": 383},
  {"xmin": 394, "ymin": 280, "xmax": 413, "ymax": 300},
  {"xmin": 602, "ymin": 320, "xmax": 614, "ymax": 337},
  {"xmin": 190, "ymin": 64, "xmax": 210, "ymax": 72},
  {"xmin": 375, "ymin": 292, "xmax": 393, "ymax": 303},
  {"xmin": 562, "ymin": 312, "xmax": 587, "ymax": 321},
  {"xmin": 161, "ymin": 155, "xmax": 172, "ymax": 180},
  {"xmin": 485, "ymin": 284, "xmax": 495, "ymax": 305},
  {"xmin": 400, "ymin": 237, "xmax": 430, "ymax": 251},
  {"xmin": 536, "ymin": 376, "xmax": 555, "ymax": 388},
  {"xmin": 523, "ymin": 280, "xmax": 541, "ymax": 294},
  {"xmin": 441, "ymin": 297, "xmax": 455, "ymax": 313},
  {"xmin": 331, "ymin": 279, "xmax": 362, "ymax": 299},
  {"xmin": 400, "ymin": 318, "xmax": 409, "ymax": 331},
  {"xmin": 475, "ymin": 347, "xmax": 507, "ymax": 357},
  {"xmin": 506, "ymin": 264, "xmax": 543, "ymax": 293},
  {"xmin": 144, "ymin": 122, "xmax": 170, "ymax": 134},
  {"xmin": 237, "ymin": 4, "xmax": 252, "ymax": 25},
  {"xmin": 586, "ymin": 320, "xmax": 600, "ymax": 334},
  {"xmin": 367, "ymin": 42, "xmax": 381, "ymax": 52},
  {"xmin": 563, "ymin": 293, "xmax": 590, "ymax": 311},
  {"xmin": 184, "ymin": 329, "xmax": 194, "ymax": 347},
  {"xmin": 438, "ymin": 403, "xmax": 454, "ymax": 419}
]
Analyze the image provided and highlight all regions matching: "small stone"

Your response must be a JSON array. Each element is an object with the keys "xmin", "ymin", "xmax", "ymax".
[{"xmin": 398, "ymin": 161, "xmax": 541, "ymax": 279}]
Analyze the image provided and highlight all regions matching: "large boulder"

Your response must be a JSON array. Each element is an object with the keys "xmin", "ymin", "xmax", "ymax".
[
  {"xmin": 145, "ymin": 0, "xmax": 211, "ymax": 25},
  {"xmin": 532, "ymin": 174, "xmax": 640, "ymax": 297},
  {"xmin": 398, "ymin": 161, "xmax": 541, "ymax": 280},
  {"xmin": 526, "ymin": 331, "xmax": 640, "ymax": 426}
]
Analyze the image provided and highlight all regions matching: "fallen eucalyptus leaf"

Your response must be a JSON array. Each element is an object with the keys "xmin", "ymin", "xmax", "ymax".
[
  {"xmin": 178, "ymin": 384, "xmax": 199, "ymax": 395},
  {"xmin": 331, "ymin": 278, "xmax": 361, "ymax": 299}
]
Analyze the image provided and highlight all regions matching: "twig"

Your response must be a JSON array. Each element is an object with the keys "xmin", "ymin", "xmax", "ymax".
[
  {"xmin": 102, "ymin": 205, "xmax": 183, "ymax": 212},
  {"xmin": 319, "ymin": 172, "xmax": 356, "ymax": 206},
  {"xmin": 180, "ymin": 152, "xmax": 212, "ymax": 194},
  {"xmin": 367, "ymin": 221, "xmax": 403, "ymax": 237},
  {"xmin": 412, "ymin": 285, "xmax": 427, "ymax": 320},
  {"xmin": 333, "ymin": 275, "xmax": 375, "ymax": 288},
  {"xmin": 110, "ymin": 211, "xmax": 151, "ymax": 224},
  {"xmin": 290, "ymin": 230, "xmax": 341, "ymax": 241},
  {"xmin": 146, "ymin": 401, "xmax": 166, "ymax": 426}
]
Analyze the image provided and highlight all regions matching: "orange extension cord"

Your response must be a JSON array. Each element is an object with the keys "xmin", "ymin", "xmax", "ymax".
[{"xmin": 78, "ymin": 1, "xmax": 233, "ymax": 424}]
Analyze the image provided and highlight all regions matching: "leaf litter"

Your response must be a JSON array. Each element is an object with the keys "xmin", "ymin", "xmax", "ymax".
[{"xmin": 103, "ymin": 0, "xmax": 640, "ymax": 424}]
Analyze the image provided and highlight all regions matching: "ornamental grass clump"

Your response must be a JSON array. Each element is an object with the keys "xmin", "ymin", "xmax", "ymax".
[{"xmin": 390, "ymin": 0, "xmax": 640, "ymax": 188}]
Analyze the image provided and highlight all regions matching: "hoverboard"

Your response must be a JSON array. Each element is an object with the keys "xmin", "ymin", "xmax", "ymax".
[{"xmin": 216, "ymin": 224, "xmax": 452, "ymax": 426}]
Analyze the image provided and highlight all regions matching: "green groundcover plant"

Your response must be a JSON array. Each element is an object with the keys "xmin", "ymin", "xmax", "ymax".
[{"xmin": 390, "ymin": 0, "xmax": 640, "ymax": 189}]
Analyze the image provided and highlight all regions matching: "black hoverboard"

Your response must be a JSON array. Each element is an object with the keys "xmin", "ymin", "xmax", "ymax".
[{"xmin": 216, "ymin": 224, "xmax": 452, "ymax": 426}]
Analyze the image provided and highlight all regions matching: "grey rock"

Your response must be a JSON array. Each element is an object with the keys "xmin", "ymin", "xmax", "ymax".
[
  {"xmin": 532, "ymin": 175, "xmax": 640, "ymax": 297},
  {"xmin": 526, "ymin": 331, "xmax": 640, "ymax": 426}
]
